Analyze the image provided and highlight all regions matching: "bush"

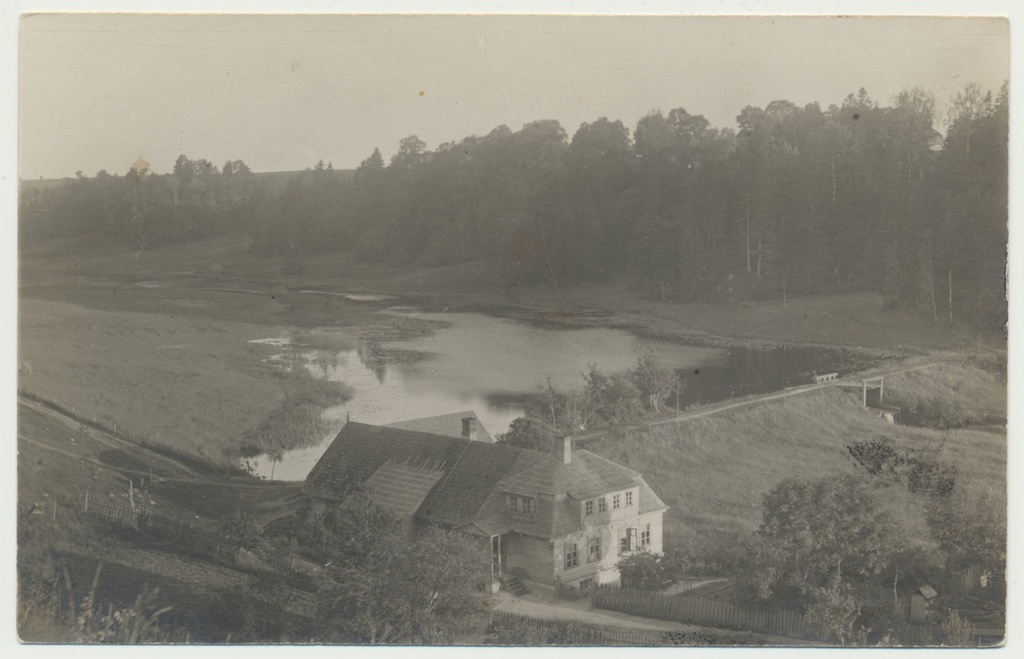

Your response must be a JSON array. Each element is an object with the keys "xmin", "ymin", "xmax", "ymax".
[
  {"xmin": 583, "ymin": 365, "xmax": 644, "ymax": 425},
  {"xmin": 495, "ymin": 416, "xmax": 556, "ymax": 451},
  {"xmin": 939, "ymin": 609, "xmax": 975, "ymax": 646},
  {"xmin": 617, "ymin": 550, "xmax": 676, "ymax": 591},
  {"xmin": 19, "ymin": 561, "xmax": 173, "ymax": 644},
  {"xmin": 219, "ymin": 511, "xmax": 263, "ymax": 552}
]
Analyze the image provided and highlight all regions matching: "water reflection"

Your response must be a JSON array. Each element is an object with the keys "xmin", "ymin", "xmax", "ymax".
[{"xmin": 249, "ymin": 311, "xmax": 880, "ymax": 481}]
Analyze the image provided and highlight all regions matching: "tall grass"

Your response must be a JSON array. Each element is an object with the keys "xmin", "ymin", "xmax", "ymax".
[
  {"xmin": 19, "ymin": 562, "xmax": 173, "ymax": 643},
  {"xmin": 885, "ymin": 361, "xmax": 1006, "ymax": 428}
]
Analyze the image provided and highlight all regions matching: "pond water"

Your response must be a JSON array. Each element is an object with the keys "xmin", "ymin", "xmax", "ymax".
[{"xmin": 248, "ymin": 310, "xmax": 879, "ymax": 481}]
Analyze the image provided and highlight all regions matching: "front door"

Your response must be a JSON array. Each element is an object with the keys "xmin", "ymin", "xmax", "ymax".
[{"xmin": 491, "ymin": 535, "xmax": 507, "ymax": 578}]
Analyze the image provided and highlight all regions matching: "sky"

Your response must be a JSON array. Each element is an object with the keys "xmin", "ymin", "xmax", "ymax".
[{"xmin": 18, "ymin": 13, "xmax": 1010, "ymax": 179}]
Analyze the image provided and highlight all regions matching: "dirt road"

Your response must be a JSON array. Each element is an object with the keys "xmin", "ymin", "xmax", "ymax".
[{"xmin": 575, "ymin": 359, "xmax": 951, "ymax": 442}]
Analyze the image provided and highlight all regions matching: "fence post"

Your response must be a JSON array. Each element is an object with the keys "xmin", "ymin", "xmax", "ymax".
[{"xmin": 84, "ymin": 489, "xmax": 89, "ymax": 512}]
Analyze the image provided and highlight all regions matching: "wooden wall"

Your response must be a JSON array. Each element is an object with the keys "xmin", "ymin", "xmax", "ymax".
[{"xmin": 505, "ymin": 532, "xmax": 554, "ymax": 584}]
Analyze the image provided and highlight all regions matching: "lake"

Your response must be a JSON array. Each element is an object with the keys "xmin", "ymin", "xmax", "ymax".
[{"xmin": 248, "ymin": 310, "xmax": 879, "ymax": 480}]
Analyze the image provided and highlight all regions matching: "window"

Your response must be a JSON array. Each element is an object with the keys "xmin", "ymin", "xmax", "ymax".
[
  {"xmin": 619, "ymin": 528, "xmax": 637, "ymax": 554},
  {"xmin": 625, "ymin": 491, "xmax": 633, "ymax": 507},
  {"xmin": 641, "ymin": 524, "xmax": 651, "ymax": 548},
  {"xmin": 612, "ymin": 494, "xmax": 620, "ymax": 510},
  {"xmin": 565, "ymin": 542, "xmax": 578, "ymax": 569},
  {"xmin": 588, "ymin": 536, "xmax": 601, "ymax": 563},
  {"xmin": 598, "ymin": 497, "xmax": 607, "ymax": 513},
  {"xmin": 585, "ymin": 500, "xmax": 593, "ymax": 516},
  {"xmin": 508, "ymin": 495, "xmax": 534, "ymax": 515}
]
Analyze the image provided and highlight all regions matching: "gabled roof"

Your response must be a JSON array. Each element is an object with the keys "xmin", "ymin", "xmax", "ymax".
[
  {"xmin": 304, "ymin": 422, "xmax": 467, "ymax": 504},
  {"xmin": 385, "ymin": 410, "xmax": 495, "ymax": 443},
  {"xmin": 362, "ymin": 461, "xmax": 445, "ymax": 519},
  {"xmin": 304, "ymin": 421, "xmax": 668, "ymax": 540}
]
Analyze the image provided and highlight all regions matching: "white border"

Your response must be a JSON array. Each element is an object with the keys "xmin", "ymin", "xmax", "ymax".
[{"xmin": 4, "ymin": 2, "xmax": 1020, "ymax": 658}]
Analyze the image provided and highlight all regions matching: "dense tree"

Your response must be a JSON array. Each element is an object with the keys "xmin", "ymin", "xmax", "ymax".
[
  {"xmin": 495, "ymin": 416, "xmax": 556, "ymax": 452},
  {"xmin": 582, "ymin": 365, "xmax": 644, "ymax": 425},
  {"xmin": 925, "ymin": 485, "xmax": 1006, "ymax": 573},
  {"xmin": 21, "ymin": 82, "xmax": 1008, "ymax": 333},
  {"xmin": 753, "ymin": 475, "xmax": 906, "ymax": 602},
  {"xmin": 631, "ymin": 350, "xmax": 677, "ymax": 413},
  {"xmin": 315, "ymin": 493, "xmax": 487, "ymax": 644}
]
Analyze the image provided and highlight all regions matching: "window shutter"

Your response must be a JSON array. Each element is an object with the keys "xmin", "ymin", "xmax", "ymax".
[{"xmin": 628, "ymin": 528, "xmax": 637, "ymax": 551}]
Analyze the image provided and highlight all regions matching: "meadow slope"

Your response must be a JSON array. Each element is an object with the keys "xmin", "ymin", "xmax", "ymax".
[{"xmin": 587, "ymin": 360, "xmax": 1006, "ymax": 558}]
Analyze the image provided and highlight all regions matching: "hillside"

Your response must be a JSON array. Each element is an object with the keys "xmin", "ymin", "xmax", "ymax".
[{"xmin": 586, "ymin": 359, "xmax": 1006, "ymax": 564}]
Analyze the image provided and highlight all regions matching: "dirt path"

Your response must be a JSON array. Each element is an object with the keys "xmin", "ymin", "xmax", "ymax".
[{"xmin": 17, "ymin": 395, "xmax": 280, "ymax": 489}]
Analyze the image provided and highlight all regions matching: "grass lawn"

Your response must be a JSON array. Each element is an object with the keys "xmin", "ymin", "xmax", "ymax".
[{"xmin": 587, "ymin": 360, "xmax": 1006, "ymax": 558}]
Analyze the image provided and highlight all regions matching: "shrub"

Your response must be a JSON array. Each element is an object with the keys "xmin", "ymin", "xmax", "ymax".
[
  {"xmin": 617, "ymin": 550, "xmax": 676, "ymax": 591},
  {"xmin": 939, "ymin": 609, "xmax": 975, "ymax": 647},
  {"xmin": 495, "ymin": 416, "xmax": 556, "ymax": 451},
  {"xmin": 19, "ymin": 561, "xmax": 173, "ymax": 644},
  {"xmin": 219, "ymin": 511, "xmax": 263, "ymax": 552}
]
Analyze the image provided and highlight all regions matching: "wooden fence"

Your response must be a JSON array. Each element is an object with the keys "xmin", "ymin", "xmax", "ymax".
[
  {"xmin": 84, "ymin": 499, "xmax": 142, "ymax": 529},
  {"xmin": 487, "ymin": 611, "xmax": 676, "ymax": 646},
  {"xmin": 84, "ymin": 493, "xmax": 238, "ymax": 562},
  {"xmin": 594, "ymin": 588, "xmax": 808, "ymax": 639}
]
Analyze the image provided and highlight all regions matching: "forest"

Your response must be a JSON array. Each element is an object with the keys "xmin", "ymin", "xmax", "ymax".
[{"xmin": 20, "ymin": 83, "xmax": 1008, "ymax": 329}]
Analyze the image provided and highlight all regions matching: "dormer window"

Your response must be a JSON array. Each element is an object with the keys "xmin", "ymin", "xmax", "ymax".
[
  {"xmin": 598, "ymin": 497, "xmax": 607, "ymax": 513},
  {"xmin": 625, "ymin": 490, "xmax": 633, "ymax": 506},
  {"xmin": 508, "ymin": 494, "xmax": 534, "ymax": 515},
  {"xmin": 585, "ymin": 500, "xmax": 594, "ymax": 516},
  {"xmin": 612, "ymin": 494, "xmax": 621, "ymax": 510}
]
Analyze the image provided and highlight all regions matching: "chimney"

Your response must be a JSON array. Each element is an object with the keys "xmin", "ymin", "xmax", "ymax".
[
  {"xmin": 461, "ymin": 416, "xmax": 477, "ymax": 441},
  {"xmin": 562, "ymin": 436, "xmax": 572, "ymax": 464}
]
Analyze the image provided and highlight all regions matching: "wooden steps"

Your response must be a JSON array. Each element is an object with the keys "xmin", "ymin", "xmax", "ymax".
[{"xmin": 503, "ymin": 576, "xmax": 530, "ymax": 597}]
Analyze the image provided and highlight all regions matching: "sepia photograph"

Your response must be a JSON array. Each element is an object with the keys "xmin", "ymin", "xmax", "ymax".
[{"xmin": 14, "ymin": 6, "xmax": 1011, "ymax": 647}]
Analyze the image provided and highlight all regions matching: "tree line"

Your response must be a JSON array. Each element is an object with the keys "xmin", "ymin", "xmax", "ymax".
[{"xmin": 21, "ymin": 83, "xmax": 1008, "ymax": 329}]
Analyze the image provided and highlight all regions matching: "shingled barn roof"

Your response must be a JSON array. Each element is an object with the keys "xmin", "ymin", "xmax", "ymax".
[
  {"xmin": 304, "ymin": 421, "xmax": 667, "ymax": 540},
  {"xmin": 386, "ymin": 410, "xmax": 495, "ymax": 443}
]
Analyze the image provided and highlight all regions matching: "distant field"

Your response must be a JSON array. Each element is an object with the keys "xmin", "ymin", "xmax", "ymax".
[
  {"xmin": 19, "ymin": 233, "xmax": 1006, "ymax": 474},
  {"xmin": 23, "ymin": 232, "xmax": 1005, "ymax": 354},
  {"xmin": 587, "ymin": 360, "xmax": 1006, "ymax": 559}
]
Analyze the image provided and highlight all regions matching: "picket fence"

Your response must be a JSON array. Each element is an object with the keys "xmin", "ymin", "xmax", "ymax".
[
  {"xmin": 594, "ymin": 588, "xmax": 808, "ymax": 639},
  {"xmin": 84, "ymin": 493, "xmax": 238, "ymax": 562},
  {"xmin": 488, "ymin": 611, "xmax": 675, "ymax": 646}
]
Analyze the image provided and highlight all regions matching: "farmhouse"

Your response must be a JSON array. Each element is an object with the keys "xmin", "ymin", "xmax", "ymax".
[{"xmin": 304, "ymin": 420, "xmax": 667, "ymax": 595}]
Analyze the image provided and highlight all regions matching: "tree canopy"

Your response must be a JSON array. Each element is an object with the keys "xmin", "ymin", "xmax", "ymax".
[
  {"xmin": 753, "ymin": 475, "xmax": 907, "ymax": 601},
  {"xmin": 21, "ymin": 82, "xmax": 1008, "ymax": 331},
  {"xmin": 314, "ymin": 492, "xmax": 488, "ymax": 644}
]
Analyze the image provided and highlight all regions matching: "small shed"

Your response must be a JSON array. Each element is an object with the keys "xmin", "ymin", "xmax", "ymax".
[{"xmin": 909, "ymin": 585, "xmax": 938, "ymax": 624}]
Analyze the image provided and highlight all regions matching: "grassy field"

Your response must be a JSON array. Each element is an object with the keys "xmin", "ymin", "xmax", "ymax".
[
  {"xmin": 16, "ymin": 233, "xmax": 1006, "ymax": 641},
  {"xmin": 587, "ymin": 360, "xmax": 1006, "ymax": 562},
  {"xmin": 17, "ymin": 399, "xmax": 318, "ymax": 642},
  {"xmin": 17, "ymin": 298, "xmax": 360, "ymax": 465}
]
